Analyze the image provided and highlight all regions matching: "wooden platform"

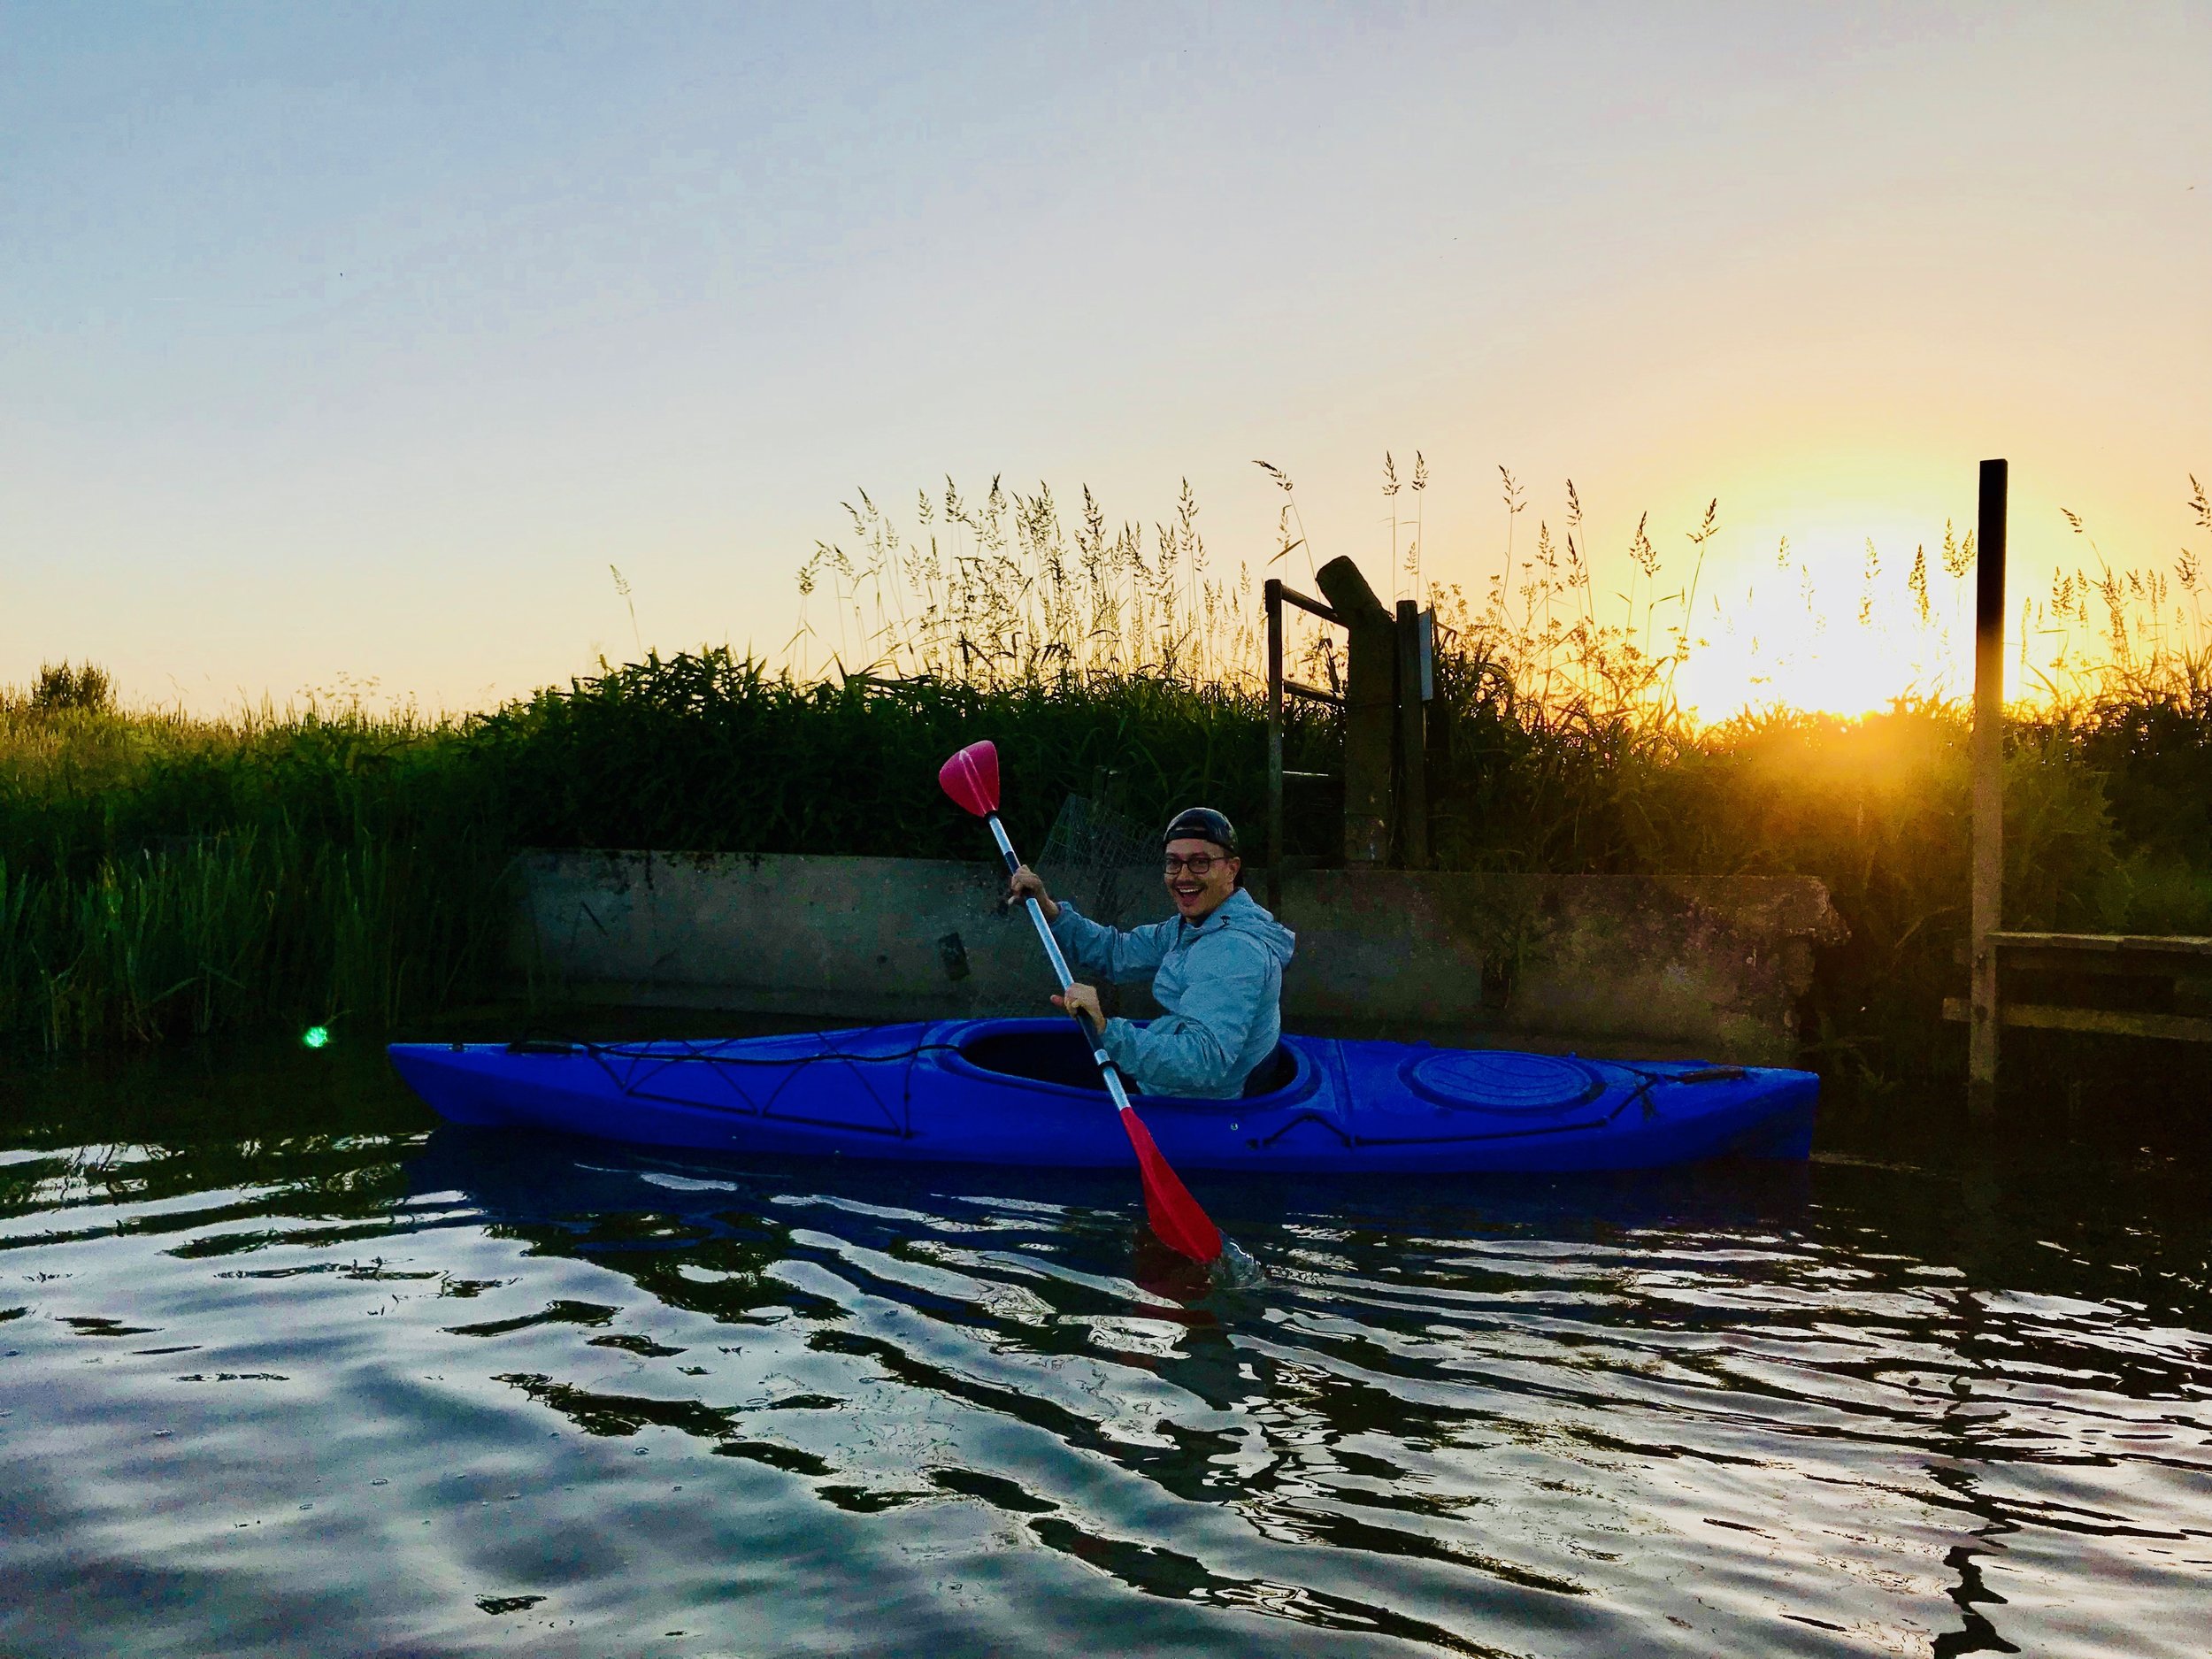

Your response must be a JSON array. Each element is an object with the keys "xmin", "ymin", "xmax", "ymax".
[{"xmin": 1944, "ymin": 931, "xmax": 2212, "ymax": 1043}]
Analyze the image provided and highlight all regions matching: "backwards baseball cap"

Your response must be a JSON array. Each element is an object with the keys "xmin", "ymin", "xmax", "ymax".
[{"xmin": 1161, "ymin": 807, "xmax": 1239, "ymax": 855}]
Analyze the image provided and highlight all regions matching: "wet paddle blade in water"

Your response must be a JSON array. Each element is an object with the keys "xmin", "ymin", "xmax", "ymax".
[{"xmin": 1119, "ymin": 1104, "xmax": 1224, "ymax": 1265}]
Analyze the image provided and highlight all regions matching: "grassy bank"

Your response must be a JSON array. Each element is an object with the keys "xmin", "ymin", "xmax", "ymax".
[
  {"xmin": 9, "ymin": 648, "xmax": 2212, "ymax": 1090},
  {"xmin": 10, "ymin": 467, "xmax": 2208, "ymax": 1079},
  {"xmin": 0, "ymin": 690, "xmax": 510, "ymax": 1051},
  {"xmin": 473, "ymin": 647, "xmax": 2212, "ymax": 1087}
]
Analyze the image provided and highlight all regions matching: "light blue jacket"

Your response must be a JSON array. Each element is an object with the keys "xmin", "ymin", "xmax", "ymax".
[{"xmin": 1049, "ymin": 887, "xmax": 1296, "ymax": 1099}]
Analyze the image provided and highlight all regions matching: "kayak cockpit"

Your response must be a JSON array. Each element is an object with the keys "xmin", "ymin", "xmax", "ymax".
[
  {"xmin": 952, "ymin": 1021, "xmax": 1307, "ymax": 1102},
  {"xmin": 959, "ymin": 1025, "xmax": 1110, "ymax": 1091}
]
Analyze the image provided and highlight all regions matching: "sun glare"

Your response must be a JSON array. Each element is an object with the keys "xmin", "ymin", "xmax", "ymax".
[{"xmin": 1670, "ymin": 518, "xmax": 1978, "ymax": 719}]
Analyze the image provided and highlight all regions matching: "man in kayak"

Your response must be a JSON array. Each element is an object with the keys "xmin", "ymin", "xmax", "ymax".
[{"xmin": 1006, "ymin": 807, "xmax": 1296, "ymax": 1098}]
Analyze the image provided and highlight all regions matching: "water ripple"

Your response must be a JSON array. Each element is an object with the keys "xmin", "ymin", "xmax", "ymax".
[{"xmin": 2, "ymin": 1062, "xmax": 2209, "ymax": 1656}]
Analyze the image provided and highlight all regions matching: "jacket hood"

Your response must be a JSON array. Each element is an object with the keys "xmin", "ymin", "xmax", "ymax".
[{"xmin": 1197, "ymin": 887, "xmax": 1296, "ymax": 965}]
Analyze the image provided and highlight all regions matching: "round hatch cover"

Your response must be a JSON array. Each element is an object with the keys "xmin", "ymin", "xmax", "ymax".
[{"xmin": 1403, "ymin": 1049, "xmax": 1606, "ymax": 1115}]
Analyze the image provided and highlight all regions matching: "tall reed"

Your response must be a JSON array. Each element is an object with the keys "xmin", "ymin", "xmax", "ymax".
[
  {"xmin": 472, "ymin": 649, "xmax": 1341, "ymax": 862},
  {"xmin": 10, "ymin": 461, "xmax": 2207, "ymax": 1089},
  {"xmin": 766, "ymin": 463, "xmax": 2212, "ymax": 1086},
  {"xmin": 0, "ymin": 695, "xmax": 511, "ymax": 1052}
]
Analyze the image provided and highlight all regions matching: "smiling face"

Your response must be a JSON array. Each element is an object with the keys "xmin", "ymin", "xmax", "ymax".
[{"xmin": 1163, "ymin": 837, "xmax": 1240, "ymax": 922}]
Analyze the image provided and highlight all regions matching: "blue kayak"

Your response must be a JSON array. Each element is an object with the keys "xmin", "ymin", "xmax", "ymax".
[{"xmin": 388, "ymin": 1018, "xmax": 1816, "ymax": 1174}]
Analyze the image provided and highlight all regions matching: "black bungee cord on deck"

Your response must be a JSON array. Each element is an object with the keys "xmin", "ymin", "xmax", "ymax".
[
  {"xmin": 491, "ymin": 1034, "xmax": 972, "ymax": 1132},
  {"xmin": 503, "ymin": 1036, "xmax": 963, "ymax": 1064},
  {"xmin": 485, "ymin": 1039, "xmax": 1748, "ymax": 1129}
]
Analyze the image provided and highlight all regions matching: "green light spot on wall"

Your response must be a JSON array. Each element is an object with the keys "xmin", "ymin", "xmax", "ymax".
[{"xmin": 302, "ymin": 1025, "xmax": 331, "ymax": 1050}]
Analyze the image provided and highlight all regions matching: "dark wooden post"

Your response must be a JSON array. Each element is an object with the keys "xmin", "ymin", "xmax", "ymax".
[
  {"xmin": 1315, "ymin": 557, "xmax": 1395, "ymax": 864},
  {"xmin": 1969, "ymin": 458, "xmax": 2008, "ymax": 1120},
  {"xmin": 1394, "ymin": 599, "xmax": 1429, "ymax": 868},
  {"xmin": 1264, "ymin": 578, "xmax": 1285, "ymax": 911}
]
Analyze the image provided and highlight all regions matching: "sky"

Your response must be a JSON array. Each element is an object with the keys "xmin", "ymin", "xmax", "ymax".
[{"xmin": 4, "ymin": 2, "xmax": 2207, "ymax": 715}]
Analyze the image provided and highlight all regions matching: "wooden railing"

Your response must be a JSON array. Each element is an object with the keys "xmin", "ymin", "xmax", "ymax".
[
  {"xmin": 1945, "ymin": 932, "xmax": 2212, "ymax": 1046},
  {"xmin": 1961, "ymin": 460, "xmax": 2211, "ymax": 1109},
  {"xmin": 1264, "ymin": 559, "xmax": 1433, "ymax": 911}
]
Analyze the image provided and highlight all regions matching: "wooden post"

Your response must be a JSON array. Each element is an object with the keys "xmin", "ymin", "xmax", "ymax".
[
  {"xmin": 1315, "ymin": 557, "xmax": 1395, "ymax": 864},
  {"xmin": 1394, "ymin": 599, "xmax": 1429, "ymax": 868},
  {"xmin": 1265, "ymin": 578, "xmax": 1285, "ymax": 912},
  {"xmin": 1969, "ymin": 457, "xmax": 2008, "ymax": 1121}
]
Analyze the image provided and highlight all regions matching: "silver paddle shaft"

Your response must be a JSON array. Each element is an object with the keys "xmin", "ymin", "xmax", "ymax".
[{"xmin": 987, "ymin": 812, "xmax": 1139, "ymax": 1118}]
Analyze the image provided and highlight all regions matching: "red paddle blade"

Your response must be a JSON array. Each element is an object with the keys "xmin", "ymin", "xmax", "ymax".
[
  {"xmin": 937, "ymin": 741, "xmax": 1002, "ymax": 818},
  {"xmin": 1118, "ymin": 1107, "xmax": 1224, "ymax": 1265}
]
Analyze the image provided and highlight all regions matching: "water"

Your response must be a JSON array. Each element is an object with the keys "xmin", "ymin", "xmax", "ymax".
[{"xmin": 4, "ymin": 1045, "xmax": 2208, "ymax": 1656}]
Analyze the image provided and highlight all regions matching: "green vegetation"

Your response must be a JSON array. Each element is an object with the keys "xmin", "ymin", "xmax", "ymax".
[
  {"xmin": 475, "ymin": 644, "xmax": 2212, "ymax": 1087},
  {"xmin": 10, "ymin": 650, "xmax": 2211, "ymax": 1088},
  {"xmin": 0, "ymin": 687, "xmax": 508, "ymax": 1051},
  {"xmin": 7, "ymin": 469, "xmax": 2209, "ymax": 1090}
]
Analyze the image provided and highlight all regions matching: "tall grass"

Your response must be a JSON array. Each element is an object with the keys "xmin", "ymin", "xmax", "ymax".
[
  {"xmin": 0, "ymin": 695, "xmax": 510, "ymax": 1053},
  {"xmin": 471, "ymin": 649, "xmax": 1341, "ymax": 862},
  {"xmin": 773, "ymin": 464, "xmax": 2212, "ymax": 1086},
  {"xmin": 1379, "ymin": 465, "xmax": 2212, "ymax": 727},
  {"xmin": 789, "ymin": 476, "xmax": 1256, "ymax": 688},
  {"xmin": 792, "ymin": 465, "xmax": 2212, "ymax": 715},
  {"xmin": 9, "ymin": 463, "xmax": 2208, "ymax": 1087}
]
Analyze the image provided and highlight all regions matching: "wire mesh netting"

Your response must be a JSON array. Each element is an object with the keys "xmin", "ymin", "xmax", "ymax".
[{"xmin": 1036, "ymin": 792, "xmax": 1152, "ymax": 928}]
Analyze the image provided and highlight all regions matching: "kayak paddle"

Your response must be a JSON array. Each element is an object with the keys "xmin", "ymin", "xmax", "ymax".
[{"xmin": 938, "ymin": 740, "xmax": 1225, "ymax": 1268}]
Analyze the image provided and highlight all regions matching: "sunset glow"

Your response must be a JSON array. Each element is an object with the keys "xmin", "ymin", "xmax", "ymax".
[{"xmin": 3, "ymin": 7, "xmax": 2205, "ymax": 717}]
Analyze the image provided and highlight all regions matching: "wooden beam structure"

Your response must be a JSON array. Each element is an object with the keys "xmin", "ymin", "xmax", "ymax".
[
  {"xmin": 1394, "ymin": 598, "xmax": 1430, "ymax": 869},
  {"xmin": 1263, "ymin": 576, "xmax": 1350, "ymax": 911},
  {"xmin": 1985, "ymin": 930, "xmax": 2212, "ymax": 976},
  {"xmin": 1314, "ymin": 557, "xmax": 1398, "ymax": 867},
  {"xmin": 1968, "ymin": 457, "xmax": 2008, "ymax": 1120},
  {"xmin": 1263, "ymin": 567, "xmax": 1439, "ymax": 903},
  {"xmin": 1944, "ymin": 928, "xmax": 2212, "ymax": 1045},
  {"xmin": 1943, "ymin": 999, "xmax": 2212, "ymax": 1044},
  {"xmin": 1265, "ymin": 577, "xmax": 1284, "ymax": 908}
]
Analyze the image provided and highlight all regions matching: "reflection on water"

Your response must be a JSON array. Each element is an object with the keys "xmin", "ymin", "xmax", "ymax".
[{"xmin": 2, "ymin": 1045, "xmax": 2208, "ymax": 1656}]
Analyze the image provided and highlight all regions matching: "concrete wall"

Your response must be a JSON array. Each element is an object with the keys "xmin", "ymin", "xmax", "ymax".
[{"xmin": 514, "ymin": 850, "xmax": 1846, "ymax": 1064}]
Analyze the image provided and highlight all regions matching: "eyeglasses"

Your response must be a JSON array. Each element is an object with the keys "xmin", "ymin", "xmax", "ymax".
[{"xmin": 1163, "ymin": 853, "xmax": 1227, "ymax": 877}]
